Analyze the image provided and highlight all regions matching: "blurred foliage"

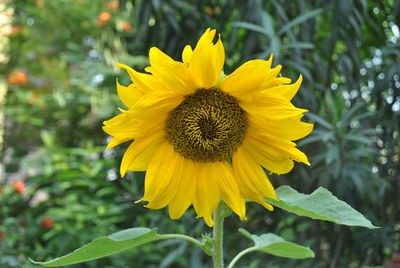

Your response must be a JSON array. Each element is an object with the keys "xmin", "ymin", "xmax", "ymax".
[{"xmin": 1, "ymin": 0, "xmax": 399, "ymax": 267}]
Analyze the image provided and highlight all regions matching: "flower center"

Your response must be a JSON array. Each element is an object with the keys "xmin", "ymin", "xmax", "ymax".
[{"xmin": 166, "ymin": 88, "xmax": 248, "ymax": 162}]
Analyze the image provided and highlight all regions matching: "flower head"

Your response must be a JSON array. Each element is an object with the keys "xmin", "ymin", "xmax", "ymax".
[
  {"xmin": 105, "ymin": 1, "xmax": 119, "ymax": 10},
  {"xmin": 35, "ymin": 0, "xmax": 45, "ymax": 8},
  {"xmin": 40, "ymin": 217, "xmax": 54, "ymax": 229},
  {"xmin": 12, "ymin": 180, "xmax": 25, "ymax": 193},
  {"xmin": 7, "ymin": 71, "xmax": 28, "ymax": 85},
  {"xmin": 103, "ymin": 29, "xmax": 313, "ymax": 226},
  {"xmin": 7, "ymin": 25, "xmax": 25, "ymax": 36},
  {"xmin": 97, "ymin": 12, "xmax": 112, "ymax": 28},
  {"xmin": 118, "ymin": 21, "xmax": 132, "ymax": 32},
  {"xmin": 0, "ymin": 231, "xmax": 5, "ymax": 240}
]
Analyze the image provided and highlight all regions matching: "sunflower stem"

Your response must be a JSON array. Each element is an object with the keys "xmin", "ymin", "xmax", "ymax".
[
  {"xmin": 227, "ymin": 247, "xmax": 257, "ymax": 268},
  {"xmin": 212, "ymin": 203, "xmax": 225, "ymax": 268}
]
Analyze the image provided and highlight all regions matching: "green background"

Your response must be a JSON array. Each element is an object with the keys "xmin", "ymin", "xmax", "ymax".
[{"xmin": 1, "ymin": 0, "xmax": 399, "ymax": 267}]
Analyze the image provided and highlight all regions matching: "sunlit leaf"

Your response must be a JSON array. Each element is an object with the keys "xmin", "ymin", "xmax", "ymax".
[
  {"xmin": 31, "ymin": 228, "xmax": 161, "ymax": 267},
  {"xmin": 265, "ymin": 186, "xmax": 378, "ymax": 229},
  {"xmin": 238, "ymin": 229, "xmax": 314, "ymax": 259}
]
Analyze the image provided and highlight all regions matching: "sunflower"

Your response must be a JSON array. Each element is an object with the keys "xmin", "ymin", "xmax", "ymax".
[{"xmin": 103, "ymin": 28, "xmax": 313, "ymax": 227}]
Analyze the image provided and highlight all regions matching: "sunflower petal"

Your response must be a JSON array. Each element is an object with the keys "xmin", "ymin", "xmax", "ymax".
[
  {"xmin": 149, "ymin": 47, "xmax": 175, "ymax": 65},
  {"xmin": 168, "ymin": 158, "xmax": 196, "ymax": 219},
  {"xmin": 233, "ymin": 145, "xmax": 277, "ymax": 200},
  {"xmin": 105, "ymin": 136, "xmax": 132, "ymax": 150},
  {"xmin": 251, "ymin": 131, "xmax": 310, "ymax": 165},
  {"xmin": 189, "ymin": 28, "xmax": 225, "ymax": 89},
  {"xmin": 182, "ymin": 45, "xmax": 193, "ymax": 64},
  {"xmin": 261, "ymin": 76, "xmax": 292, "ymax": 90},
  {"xmin": 117, "ymin": 63, "xmax": 166, "ymax": 93},
  {"xmin": 219, "ymin": 59, "xmax": 276, "ymax": 100},
  {"xmin": 119, "ymin": 133, "xmax": 164, "ymax": 176},
  {"xmin": 246, "ymin": 129, "xmax": 310, "ymax": 174},
  {"xmin": 116, "ymin": 80, "xmax": 143, "ymax": 108},
  {"xmin": 214, "ymin": 161, "xmax": 246, "ymax": 220},
  {"xmin": 142, "ymin": 142, "xmax": 181, "ymax": 208},
  {"xmin": 241, "ymin": 92, "xmax": 308, "ymax": 120},
  {"xmin": 264, "ymin": 75, "xmax": 303, "ymax": 100},
  {"xmin": 103, "ymin": 110, "xmax": 166, "ymax": 139},
  {"xmin": 249, "ymin": 114, "xmax": 314, "ymax": 141},
  {"xmin": 146, "ymin": 47, "xmax": 196, "ymax": 95},
  {"xmin": 192, "ymin": 162, "xmax": 220, "ymax": 227}
]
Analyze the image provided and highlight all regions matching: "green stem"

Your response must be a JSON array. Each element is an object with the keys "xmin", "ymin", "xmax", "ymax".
[
  {"xmin": 227, "ymin": 247, "xmax": 256, "ymax": 268},
  {"xmin": 213, "ymin": 203, "xmax": 225, "ymax": 268},
  {"xmin": 159, "ymin": 234, "xmax": 210, "ymax": 255}
]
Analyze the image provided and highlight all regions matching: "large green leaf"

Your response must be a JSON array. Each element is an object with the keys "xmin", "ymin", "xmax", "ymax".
[
  {"xmin": 239, "ymin": 228, "xmax": 314, "ymax": 259},
  {"xmin": 265, "ymin": 186, "xmax": 378, "ymax": 229},
  {"xmin": 30, "ymin": 228, "xmax": 162, "ymax": 267}
]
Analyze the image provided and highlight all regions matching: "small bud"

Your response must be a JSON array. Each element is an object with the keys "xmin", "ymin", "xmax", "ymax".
[
  {"xmin": 118, "ymin": 21, "xmax": 133, "ymax": 32},
  {"xmin": 97, "ymin": 12, "xmax": 112, "ymax": 28},
  {"xmin": 40, "ymin": 217, "xmax": 54, "ymax": 229},
  {"xmin": 12, "ymin": 181, "xmax": 25, "ymax": 193},
  {"xmin": 105, "ymin": 1, "xmax": 119, "ymax": 11},
  {"xmin": 7, "ymin": 71, "xmax": 28, "ymax": 85}
]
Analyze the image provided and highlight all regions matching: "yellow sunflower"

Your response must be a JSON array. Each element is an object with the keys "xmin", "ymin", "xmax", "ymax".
[{"xmin": 103, "ymin": 28, "xmax": 313, "ymax": 227}]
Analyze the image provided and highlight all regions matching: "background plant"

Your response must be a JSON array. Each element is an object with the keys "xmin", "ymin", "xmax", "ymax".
[{"xmin": 1, "ymin": 0, "xmax": 399, "ymax": 267}]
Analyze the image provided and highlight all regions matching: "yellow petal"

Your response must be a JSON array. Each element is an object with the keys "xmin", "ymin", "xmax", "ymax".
[
  {"xmin": 243, "ymin": 124, "xmax": 295, "ymax": 174},
  {"xmin": 258, "ymin": 64, "xmax": 283, "ymax": 87},
  {"xmin": 149, "ymin": 47, "xmax": 175, "ymax": 65},
  {"xmin": 105, "ymin": 136, "xmax": 132, "ymax": 150},
  {"xmin": 168, "ymin": 158, "xmax": 196, "ymax": 219},
  {"xmin": 182, "ymin": 45, "xmax": 193, "ymax": 64},
  {"xmin": 254, "ymin": 198, "xmax": 274, "ymax": 211},
  {"xmin": 142, "ymin": 143, "xmax": 181, "ymax": 209},
  {"xmin": 192, "ymin": 162, "xmax": 220, "ymax": 227},
  {"xmin": 132, "ymin": 91, "xmax": 183, "ymax": 112},
  {"xmin": 261, "ymin": 76, "xmax": 292, "ymax": 90},
  {"xmin": 119, "ymin": 133, "xmax": 165, "ymax": 176},
  {"xmin": 189, "ymin": 28, "xmax": 225, "ymax": 89},
  {"xmin": 116, "ymin": 80, "xmax": 143, "ymax": 108},
  {"xmin": 103, "ymin": 110, "xmax": 166, "ymax": 139},
  {"xmin": 246, "ymin": 130, "xmax": 310, "ymax": 174},
  {"xmin": 146, "ymin": 47, "xmax": 196, "ymax": 95},
  {"xmin": 214, "ymin": 161, "xmax": 246, "ymax": 220},
  {"xmin": 233, "ymin": 144, "xmax": 277, "ymax": 200},
  {"xmin": 241, "ymin": 92, "xmax": 308, "ymax": 120},
  {"xmin": 264, "ymin": 75, "xmax": 302, "ymax": 100},
  {"xmin": 103, "ymin": 89, "xmax": 179, "ymax": 141},
  {"xmin": 249, "ymin": 114, "xmax": 313, "ymax": 141},
  {"xmin": 103, "ymin": 112, "xmax": 137, "ymax": 137},
  {"xmin": 117, "ymin": 63, "xmax": 166, "ymax": 94},
  {"xmin": 253, "ymin": 132, "xmax": 310, "ymax": 165},
  {"xmin": 219, "ymin": 59, "xmax": 273, "ymax": 100}
]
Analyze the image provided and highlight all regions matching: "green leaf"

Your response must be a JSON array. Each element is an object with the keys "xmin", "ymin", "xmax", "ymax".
[
  {"xmin": 305, "ymin": 112, "xmax": 333, "ymax": 130},
  {"xmin": 31, "ymin": 228, "xmax": 209, "ymax": 266},
  {"xmin": 342, "ymin": 133, "xmax": 372, "ymax": 145},
  {"xmin": 232, "ymin": 22, "xmax": 268, "ymax": 36},
  {"xmin": 283, "ymin": 42, "xmax": 315, "ymax": 50},
  {"xmin": 30, "ymin": 228, "xmax": 161, "ymax": 267},
  {"xmin": 265, "ymin": 186, "xmax": 378, "ymax": 229},
  {"xmin": 278, "ymin": 8, "xmax": 323, "ymax": 35},
  {"xmin": 238, "ymin": 229, "xmax": 314, "ymax": 259},
  {"xmin": 338, "ymin": 102, "xmax": 364, "ymax": 127}
]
